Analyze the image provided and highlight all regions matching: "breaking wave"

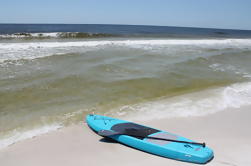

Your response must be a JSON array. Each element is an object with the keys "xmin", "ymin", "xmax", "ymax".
[
  {"xmin": 0, "ymin": 32, "xmax": 115, "ymax": 39},
  {"xmin": 109, "ymin": 82, "xmax": 251, "ymax": 121},
  {"xmin": 1, "ymin": 38, "xmax": 251, "ymax": 63}
]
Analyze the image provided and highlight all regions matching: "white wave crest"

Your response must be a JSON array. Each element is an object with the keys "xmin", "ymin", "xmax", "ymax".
[
  {"xmin": 1, "ymin": 39, "xmax": 251, "ymax": 63},
  {"xmin": 0, "ymin": 32, "xmax": 58, "ymax": 39},
  {"xmin": 110, "ymin": 82, "xmax": 251, "ymax": 121}
]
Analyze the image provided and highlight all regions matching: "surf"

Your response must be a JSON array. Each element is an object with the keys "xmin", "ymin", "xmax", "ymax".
[{"xmin": 1, "ymin": 38, "xmax": 251, "ymax": 63}]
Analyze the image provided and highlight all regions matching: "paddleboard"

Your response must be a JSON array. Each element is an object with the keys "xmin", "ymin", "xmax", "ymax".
[{"xmin": 86, "ymin": 114, "xmax": 213, "ymax": 164}]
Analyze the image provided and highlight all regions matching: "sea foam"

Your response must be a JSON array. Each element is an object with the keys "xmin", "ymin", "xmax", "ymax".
[
  {"xmin": 1, "ymin": 39, "xmax": 251, "ymax": 63},
  {"xmin": 110, "ymin": 82, "xmax": 251, "ymax": 121},
  {"xmin": 0, "ymin": 123, "xmax": 62, "ymax": 149}
]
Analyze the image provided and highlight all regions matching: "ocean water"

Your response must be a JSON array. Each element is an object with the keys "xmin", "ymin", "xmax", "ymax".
[{"xmin": 1, "ymin": 24, "xmax": 251, "ymax": 149}]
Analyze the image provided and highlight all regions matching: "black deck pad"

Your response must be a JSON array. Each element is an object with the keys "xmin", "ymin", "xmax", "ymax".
[{"xmin": 111, "ymin": 122, "xmax": 160, "ymax": 139}]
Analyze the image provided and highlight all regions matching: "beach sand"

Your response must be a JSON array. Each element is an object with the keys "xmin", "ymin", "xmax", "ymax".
[{"xmin": 0, "ymin": 106, "xmax": 250, "ymax": 166}]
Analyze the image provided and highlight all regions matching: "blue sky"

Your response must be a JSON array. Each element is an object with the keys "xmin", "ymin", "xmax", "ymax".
[{"xmin": 0, "ymin": 0, "xmax": 250, "ymax": 30}]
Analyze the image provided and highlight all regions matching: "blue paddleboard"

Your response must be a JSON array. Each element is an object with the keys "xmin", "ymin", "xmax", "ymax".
[{"xmin": 86, "ymin": 114, "xmax": 213, "ymax": 164}]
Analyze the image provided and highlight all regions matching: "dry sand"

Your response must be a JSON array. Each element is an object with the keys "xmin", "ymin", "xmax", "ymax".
[{"xmin": 1, "ymin": 106, "xmax": 251, "ymax": 166}]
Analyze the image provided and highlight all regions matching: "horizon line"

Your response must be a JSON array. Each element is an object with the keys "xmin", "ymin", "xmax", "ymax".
[{"xmin": 0, "ymin": 22, "xmax": 251, "ymax": 31}]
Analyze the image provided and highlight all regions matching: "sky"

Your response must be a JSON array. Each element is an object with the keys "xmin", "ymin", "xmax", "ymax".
[{"xmin": 0, "ymin": 0, "xmax": 251, "ymax": 30}]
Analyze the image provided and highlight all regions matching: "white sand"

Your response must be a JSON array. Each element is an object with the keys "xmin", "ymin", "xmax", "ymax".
[{"xmin": 1, "ymin": 106, "xmax": 251, "ymax": 166}]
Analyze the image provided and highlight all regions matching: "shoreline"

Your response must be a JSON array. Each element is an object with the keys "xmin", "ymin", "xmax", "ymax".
[{"xmin": 1, "ymin": 106, "xmax": 250, "ymax": 166}]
